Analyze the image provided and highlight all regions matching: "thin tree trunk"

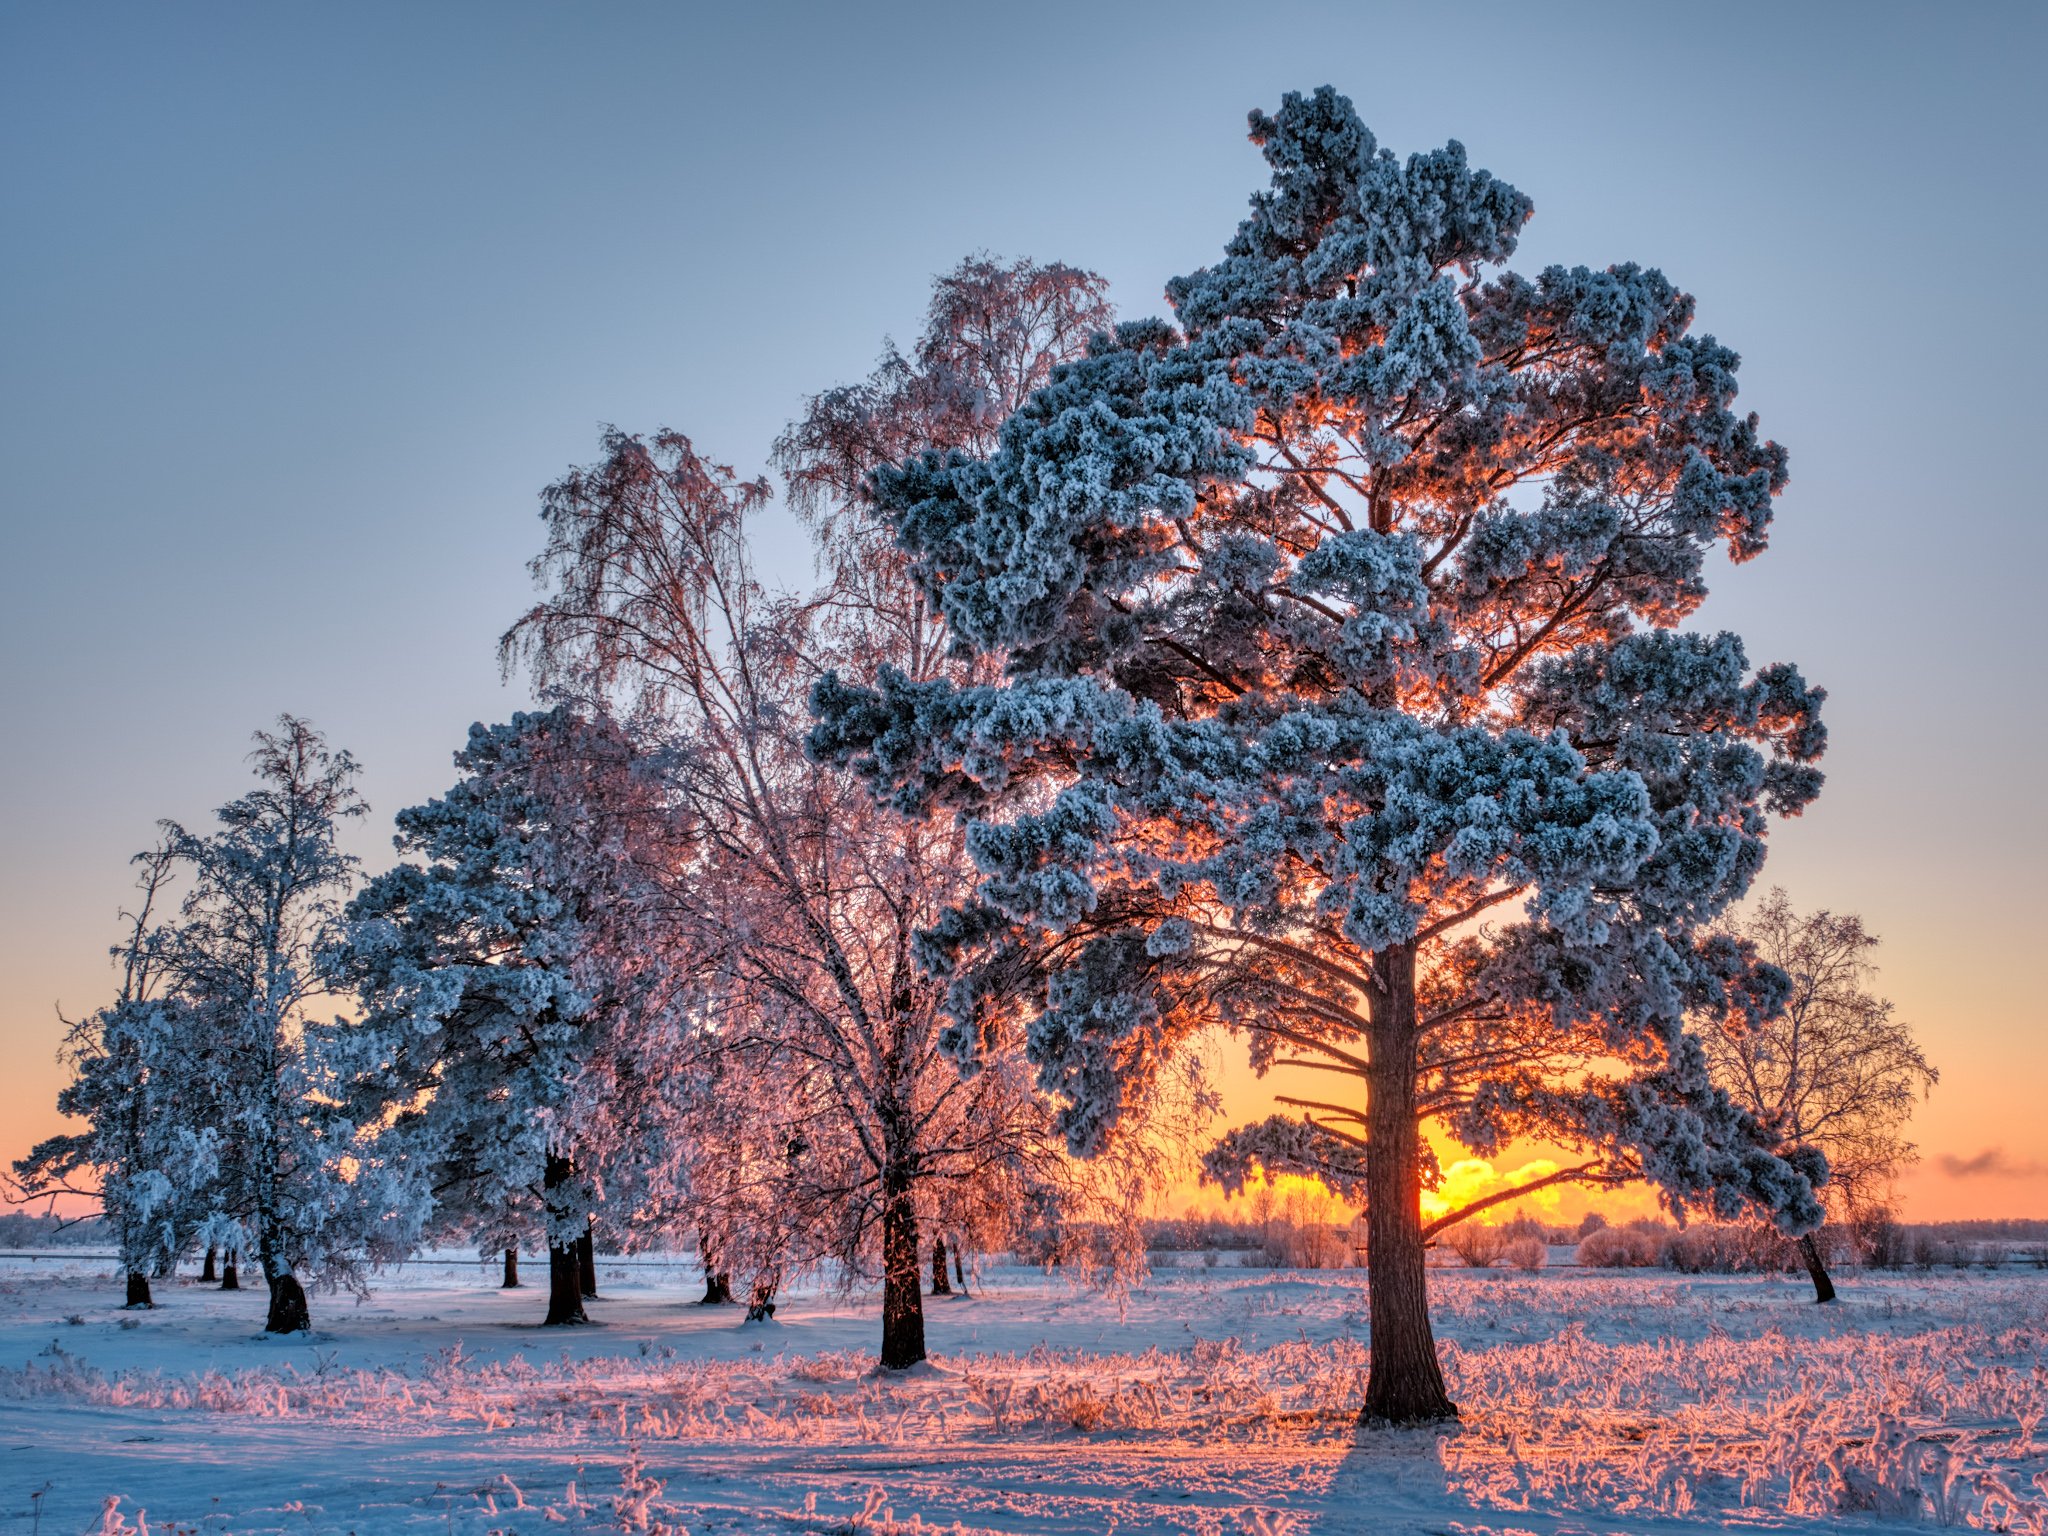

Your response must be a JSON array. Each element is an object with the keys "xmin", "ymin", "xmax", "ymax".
[
  {"xmin": 220, "ymin": 1248, "xmax": 240, "ymax": 1290},
  {"xmin": 878, "ymin": 1164, "xmax": 926, "ymax": 1369},
  {"xmin": 200, "ymin": 1246, "xmax": 218, "ymax": 1283},
  {"xmin": 125, "ymin": 1271, "xmax": 153, "ymax": 1309},
  {"xmin": 1361, "ymin": 941, "xmax": 1457, "ymax": 1425},
  {"xmin": 501, "ymin": 1247, "xmax": 520, "ymax": 1289},
  {"xmin": 952, "ymin": 1238, "xmax": 966, "ymax": 1290},
  {"xmin": 578, "ymin": 1224, "xmax": 598, "ymax": 1299},
  {"xmin": 1798, "ymin": 1231, "xmax": 1838, "ymax": 1303},
  {"xmin": 929, "ymin": 1236, "xmax": 953, "ymax": 1295},
  {"xmin": 745, "ymin": 1269, "xmax": 779, "ymax": 1322},
  {"xmin": 541, "ymin": 1154, "xmax": 586, "ymax": 1326}
]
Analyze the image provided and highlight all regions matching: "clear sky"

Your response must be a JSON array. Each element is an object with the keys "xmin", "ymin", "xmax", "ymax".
[{"xmin": 3, "ymin": 1, "xmax": 2042, "ymax": 1222}]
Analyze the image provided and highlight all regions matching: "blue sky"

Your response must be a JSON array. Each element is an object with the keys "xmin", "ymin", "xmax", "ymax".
[{"xmin": 3, "ymin": 0, "xmax": 2043, "ymax": 1213}]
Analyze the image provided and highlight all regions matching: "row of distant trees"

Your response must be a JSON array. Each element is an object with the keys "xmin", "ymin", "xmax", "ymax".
[{"xmin": 6, "ymin": 88, "xmax": 1944, "ymax": 1424}]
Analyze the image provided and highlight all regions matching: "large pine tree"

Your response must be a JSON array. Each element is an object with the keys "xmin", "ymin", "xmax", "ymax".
[{"xmin": 813, "ymin": 88, "xmax": 1829, "ymax": 1423}]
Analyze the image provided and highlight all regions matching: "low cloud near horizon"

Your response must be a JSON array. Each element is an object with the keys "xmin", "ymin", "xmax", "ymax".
[{"xmin": 1937, "ymin": 1147, "xmax": 2048, "ymax": 1180}]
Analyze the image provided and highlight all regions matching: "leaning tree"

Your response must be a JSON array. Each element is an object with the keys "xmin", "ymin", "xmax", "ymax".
[
  {"xmin": 1699, "ymin": 889, "xmax": 1936, "ymax": 1302},
  {"xmin": 812, "ymin": 87, "xmax": 1830, "ymax": 1423}
]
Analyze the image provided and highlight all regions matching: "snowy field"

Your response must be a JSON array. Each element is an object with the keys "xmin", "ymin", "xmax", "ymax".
[{"xmin": 4, "ymin": 1254, "xmax": 2047, "ymax": 1535}]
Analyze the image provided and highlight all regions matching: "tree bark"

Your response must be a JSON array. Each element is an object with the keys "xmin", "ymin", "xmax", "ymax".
[
  {"xmin": 541, "ymin": 1155, "xmax": 587, "ymax": 1325},
  {"xmin": 264, "ymin": 1273, "xmax": 310, "ymax": 1334},
  {"xmin": 930, "ymin": 1236, "xmax": 953, "ymax": 1295},
  {"xmin": 878, "ymin": 1165, "xmax": 927, "ymax": 1369},
  {"xmin": 698, "ymin": 1229, "xmax": 733, "ymax": 1303},
  {"xmin": 125, "ymin": 1271, "xmax": 154, "ymax": 1309},
  {"xmin": 1361, "ymin": 941, "xmax": 1458, "ymax": 1426},
  {"xmin": 501, "ymin": 1247, "xmax": 520, "ymax": 1289},
  {"xmin": 220, "ymin": 1248, "xmax": 240, "ymax": 1290},
  {"xmin": 258, "ymin": 1225, "xmax": 310, "ymax": 1334},
  {"xmin": 1798, "ymin": 1230, "xmax": 1838, "ymax": 1304},
  {"xmin": 577, "ymin": 1224, "xmax": 598, "ymax": 1299},
  {"xmin": 200, "ymin": 1246, "xmax": 218, "ymax": 1283},
  {"xmin": 952, "ymin": 1238, "xmax": 966, "ymax": 1290},
  {"xmin": 544, "ymin": 1241, "xmax": 586, "ymax": 1325},
  {"xmin": 745, "ymin": 1269, "xmax": 779, "ymax": 1322}
]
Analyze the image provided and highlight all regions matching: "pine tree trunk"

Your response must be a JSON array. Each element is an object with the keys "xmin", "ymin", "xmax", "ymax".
[
  {"xmin": 1361, "ymin": 941, "xmax": 1457, "ymax": 1426},
  {"xmin": 125, "ymin": 1271, "xmax": 154, "ymax": 1309},
  {"xmin": 1798, "ymin": 1231, "xmax": 1838, "ymax": 1303},
  {"xmin": 878, "ymin": 1164, "xmax": 926, "ymax": 1369},
  {"xmin": 577, "ymin": 1225, "xmax": 598, "ymax": 1299},
  {"xmin": 200, "ymin": 1246, "xmax": 218, "ymax": 1283},
  {"xmin": 220, "ymin": 1248, "xmax": 240, "ymax": 1290},
  {"xmin": 541, "ymin": 1154, "xmax": 587, "ymax": 1325},
  {"xmin": 501, "ymin": 1247, "xmax": 520, "ymax": 1289},
  {"xmin": 930, "ymin": 1236, "xmax": 953, "ymax": 1295}
]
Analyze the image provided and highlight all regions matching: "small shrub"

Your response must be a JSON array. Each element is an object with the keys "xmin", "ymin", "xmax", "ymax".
[
  {"xmin": 1502, "ymin": 1235, "xmax": 1547, "ymax": 1271},
  {"xmin": 1446, "ymin": 1224, "xmax": 1507, "ymax": 1269},
  {"xmin": 1058, "ymin": 1382, "xmax": 1106, "ymax": 1432},
  {"xmin": 1577, "ymin": 1221, "xmax": 1667, "ymax": 1268},
  {"xmin": 1850, "ymin": 1205, "xmax": 1906, "ymax": 1269}
]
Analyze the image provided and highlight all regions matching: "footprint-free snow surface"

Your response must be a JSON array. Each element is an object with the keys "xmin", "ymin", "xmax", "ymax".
[{"xmin": 4, "ymin": 1254, "xmax": 2045, "ymax": 1533}]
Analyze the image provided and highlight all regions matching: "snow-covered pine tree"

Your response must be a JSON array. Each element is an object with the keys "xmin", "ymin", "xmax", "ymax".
[
  {"xmin": 162, "ymin": 716, "xmax": 407, "ymax": 1333},
  {"xmin": 10, "ymin": 839, "xmax": 208, "ymax": 1308},
  {"xmin": 332, "ymin": 708, "xmax": 681, "ymax": 1326},
  {"xmin": 811, "ymin": 88, "xmax": 1830, "ymax": 1423}
]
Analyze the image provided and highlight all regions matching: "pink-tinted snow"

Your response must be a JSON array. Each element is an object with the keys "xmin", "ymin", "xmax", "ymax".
[{"xmin": 4, "ymin": 1254, "xmax": 2044, "ymax": 1533}]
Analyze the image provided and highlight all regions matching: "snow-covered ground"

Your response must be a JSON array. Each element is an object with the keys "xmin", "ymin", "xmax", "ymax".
[{"xmin": 4, "ymin": 1254, "xmax": 2046, "ymax": 1534}]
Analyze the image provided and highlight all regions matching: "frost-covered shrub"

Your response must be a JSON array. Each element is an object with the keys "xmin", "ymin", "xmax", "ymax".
[
  {"xmin": 1577, "ymin": 1221, "xmax": 1667, "ymax": 1268},
  {"xmin": 1851, "ymin": 1206, "xmax": 1907, "ymax": 1269},
  {"xmin": 1660, "ymin": 1224, "xmax": 1745, "ymax": 1273},
  {"xmin": 1503, "ymin": 1235, "xmax": 1547, "ymax": 1271},
  {"xmin": 1446, "ymin": 1225, "xmax": 1507, "ymax": 1269}
]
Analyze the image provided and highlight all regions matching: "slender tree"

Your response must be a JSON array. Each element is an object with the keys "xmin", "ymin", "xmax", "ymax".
[
  {"xmin": 506, "ymin": 430, "xmax": 1069, "ymax": 1369},
  {"xmin": 498, "ymin": 257, "xmax": 1119, "ymax": 1367},
  {"xmin": 10, "ymin": 840, "xmax": 203, "ymax": 1308},
  {"xmin": 164, "ymin": 717, "xmax": 405, "ymax": 1333},
  {"xmin": 812, "ymin": 88, "xmax": 1830, "ymax": 1423},
  {"xmin": 1700, "ymin": 889, "xmax": 1935, "ymax": 1302}
]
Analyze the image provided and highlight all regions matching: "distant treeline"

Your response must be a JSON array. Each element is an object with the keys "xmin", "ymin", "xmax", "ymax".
[
  {"xmin": 1142, "ymin": 1210, "xmax": 2048, "ymax": 1274},
  {"xmin": 0, "ymin": 1212, "xmax": 107, "ymax": 1247}
]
